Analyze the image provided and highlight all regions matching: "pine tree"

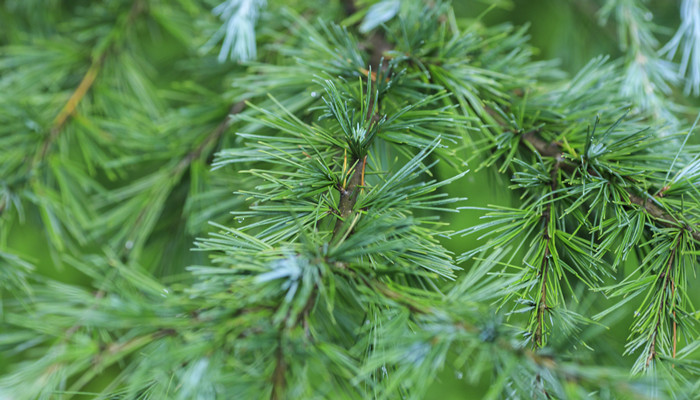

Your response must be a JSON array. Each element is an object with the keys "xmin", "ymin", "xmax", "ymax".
[{"xmin": 1, "ymin": 0, "xmax": 699, "ymax": 399}]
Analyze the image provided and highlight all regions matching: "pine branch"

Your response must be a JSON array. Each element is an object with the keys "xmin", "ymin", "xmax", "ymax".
[
  {"xmin": 39, "ymin": 56, "xmax": 104, "ymax": 161},
  {"xmin": 515, "ymin": 125, "xmax": 695, "ymax": 367},
  {"xmin": 117, "ymin": 100, "xmax": 245, "ymax": 261},
  {"xmin": 31, "ymin": 0, "xmax": 147, "ymax": 168},
  {"xmin": 646, "ymin": 240, "xmax": 679, "ymax": 367},
  {"xmin": 350, "ymin": 263, "xmax": 657, "ymax": 398},
  {"xmin": 533, "ymin": 157, "xmax": 560, "ymax": 348},
  {"xmin": 521, "ymin": 130, "xmax": 700, "ymax": 242},
  {"xmin": 4, "ymin": 1, "xmax": 700, "ymax": 397}
]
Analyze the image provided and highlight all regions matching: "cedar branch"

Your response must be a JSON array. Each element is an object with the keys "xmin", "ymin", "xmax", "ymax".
[
  {"xmin": 34, "ymin": 0, "xmax": 146, "ymax": 166},
  {"xmin": 521, "ymin": 131, "xmax": 700, "ymax": 242},
  {"xmin": 533, "ymin": 153, "xmax": 559, "ymax": 348},
  {"xmin": 533, "ymin": 223, "xmax": 551, "ymax": 348},
  {"xmin": 119, "ymin": 100, "xmax": 246, "ymax": 259},
  {"xmin": 646, "ymin": 242, "xmax": 679, "ymax": 367},
  {"xmin": 331, "ymin": 0, "xmax": 388, "ymax": 241},
  {"xmin": 41, "ymin": 57, "xmax": 105, "ymax": 160},
  {"xmin": 271, "ymin": 3, "xmax": 390, "ymax": 396}
]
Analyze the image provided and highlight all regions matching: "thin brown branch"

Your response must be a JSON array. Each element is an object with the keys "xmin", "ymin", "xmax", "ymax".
[
  {"xmin": 535, "ymin": 373, "xmax": 554, "ymax": 400},
  {"xmin": 336, "ymin": 262, "xmax": 613, "ymax": 394},
  {"xmin": 339, "ymin": 0, "xmax": 358, "ymax": 16},
  {"xmin": 671, "ymin": 279, "xmax": 677, "ymax": 360},
  {"xmin": 332, "ymin": 56, "xmax": 380, "ymax": 240},
  {"xmin": 533, "ymin": 243, "xmax": 550, "ymax": 348},
  {"xmin": 522, "ymin": 130, "xmax": 561, "ymax": 158},
  {"xmin": 340, "ymin": 0, "xmax": 392, "ymax": 74},
  {"xmin": 269, "ymin": 271, "xmax": 319, "ymax": 399},
  {"xmin": 265, "ymin": 4, "xmax": 390, "ymax": 394},
  {"xmin": 32, "ymin": 54, "xmax": 105, "ymax": 168},
  {"xmin": 270, "ymin": 335, "xmax": 287, "ymax": 400},
  {"xmin": 268, "ymin": 286, "xmax": 318, "ymax": 400},
  {"xmin": 367, "ymin": 32, "xmax": 393, "ymax": 73},
  {"xmin": 523, "ymin": 129, "xmax": 693, "ymax": 358},
  {"xmin": 330, "ymin": 0, "xmax": 398, "ymax": 241},
  {"xmin": 332, "ymin": 156, "xmax": 367, "ymax": 239},
  {"xmin": 627, "ymin": 194, "xmax": 700, "ymax": 242}
]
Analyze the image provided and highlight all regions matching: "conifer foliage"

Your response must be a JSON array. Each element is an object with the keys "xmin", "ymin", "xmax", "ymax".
[{"xmin": 1, "ymin": 0, "xmax": 699, "ymax": 399}]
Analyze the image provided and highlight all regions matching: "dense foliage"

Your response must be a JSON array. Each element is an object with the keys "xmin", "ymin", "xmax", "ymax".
[{"xmin": 1, "ymin": 0, "xmax": 699, "ymax": 399}]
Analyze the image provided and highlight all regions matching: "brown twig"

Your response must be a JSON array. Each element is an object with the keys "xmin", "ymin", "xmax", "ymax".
[
  {"xmin": 627, "ymin": 194, "xmax": 700, "ymax": 242},
  {"xmin": 270, "ymin": 335, "xmax": 287, "ymax": 400},
  {"xmin": 671, "ymin": 279, "xmax": 677, "ymax": 360},
  {"xmin": 40, "ymin": 58, "xmax": 105, "ymax": 161},
  {"xmin": 339, "ymin": 0, "xmax": 358, "ymax": 16},
  {"xmin": 33, "ymin": 57, "xmax": 105, "ymax": 169},
  {"xmin": 367, "ymin": 32, "xmax": 393, "ymax": 73},
  {"xmin": 332, "ymin": 156, "xmax": 367, "ymax": 239},
  {"xmin": 533, "ymin": 236, "xmax": 550, "ymax": 348},
  {"xmin": 340, "ymin": 0, "xmax": 392, "ymax": 73}
]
